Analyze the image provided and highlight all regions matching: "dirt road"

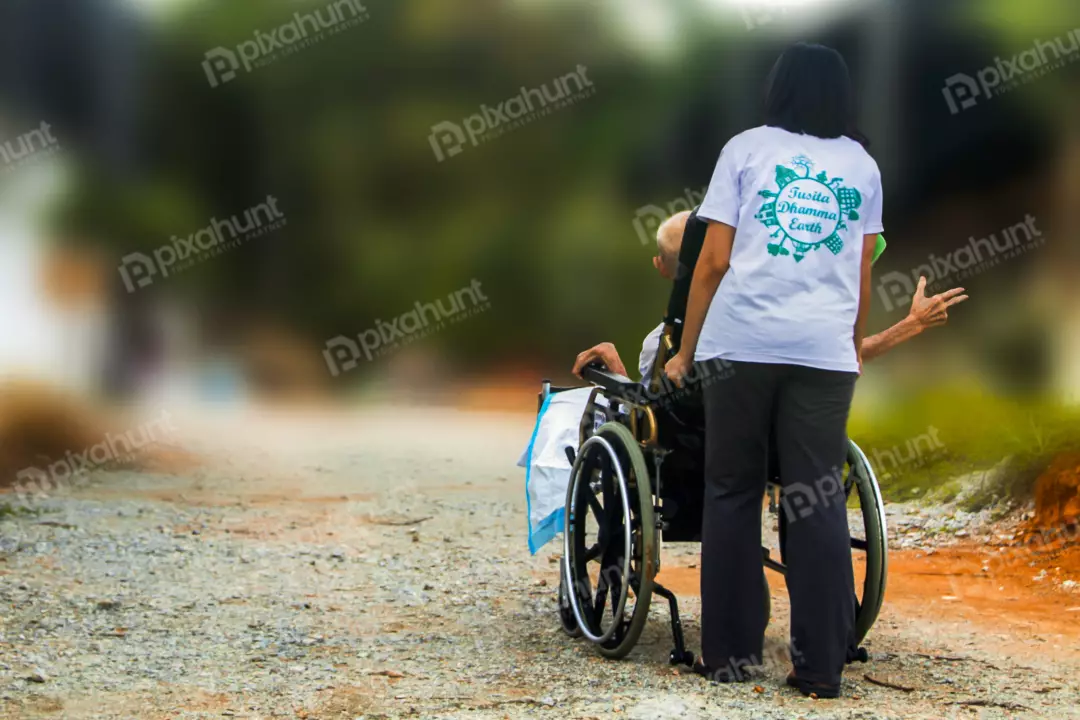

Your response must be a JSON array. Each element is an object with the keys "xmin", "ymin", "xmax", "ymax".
[{"xmin": 1, "ymin": 405, "xmax": 1078, "ymax": 719}]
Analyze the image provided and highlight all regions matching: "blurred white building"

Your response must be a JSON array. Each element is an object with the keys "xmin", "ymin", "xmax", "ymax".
[{"xmin": 0, "ymin": 165, "xmax": 110, "ymax": 393}]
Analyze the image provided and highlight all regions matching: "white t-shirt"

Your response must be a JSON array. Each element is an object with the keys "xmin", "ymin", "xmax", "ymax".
[
  {"xmin": 695, "ymin": 125, "xmax": 884, "ymax": 373},
  {"xmin": 638, "ymin": 322, "xmax": 665, "ymax": 381}
]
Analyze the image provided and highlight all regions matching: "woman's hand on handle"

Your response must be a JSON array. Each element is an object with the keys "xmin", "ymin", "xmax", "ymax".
[{"xmin": 664, "ymin": 352, "xmax": 693, "ymax": 388}]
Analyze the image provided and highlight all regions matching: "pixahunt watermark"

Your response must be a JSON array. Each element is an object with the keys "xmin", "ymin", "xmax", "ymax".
[
  {"xmin": 323, "ymin": 279, "xmax": 492, "ymax": 376},
  {"xmin": 877, "ymin": 214, "xmax": 1045, "ymax": 312},
  {"xmin": 943, "ymin": 29, "xmax": 1080, "ymax": 114},
  {"xmin": 870, "ymin": 426, "xmax": 946, "ymax": 482},
  {"xmin": 635, "ymin": 357, "xmax": 736, "ymax": 410},
  {"xmin": 780, "ymin": 466, "xmax": 848, "ymax": 524},
  {"xmin": 697, "ymin": 640, "xmax": 805, "ymax": 682},
  {"xmin": 1, "ymin": 121, "xmax": 61, "ymax": 174},
  {"xmin": 118, "ymin": 195, "xmax": 287, "ymax": 293},
  {"xmin": 632, "ymin": 186, "xmax": 707, "ymax": 246},
  {"xmin": 783, "ymin": 430, "xmax": 944, "ymax": 521},
  {"xmin": 202, "ymin": 0, "xmax": 370, "ymax": 88},
  {"xmin": 12, "ymin": 411, "xmax": 177, "ymax": 505},
  {"xmin": 428, "ymin": 65, "xmax": 596, "ymax": 162}
]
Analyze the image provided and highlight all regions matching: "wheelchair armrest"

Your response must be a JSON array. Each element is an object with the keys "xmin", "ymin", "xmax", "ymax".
[
  {"xmin": 536, "ymin": 365, "xmax": 643, "ymax": 415},
  {"xmin": 582, "ymin": 364, "xmax": 643, "ymax": 400}
]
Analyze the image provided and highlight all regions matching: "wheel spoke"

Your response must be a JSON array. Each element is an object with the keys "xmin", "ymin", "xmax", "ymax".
[
  {"xmin": 595, "ymin": 516, "xmax": 625, "ymax": 628},
  {"xmin": 585, "ymin": 483, "xmax": 604, "ymax": 523},
  {"xmin": 609, "ymin": 618, "xmax": 628, "ymax": 645},
  {"xmin": 593, "ymin": 580, "xmax": 609, "ymax": 621},
  {"xmin": 608, "ymin": 570, "xmax": 623, "ymax": 623},
  {"xmin": 600, "ymin": 455, "xmax": 618, "ymax": 524},
  {"xmin": 583, "ymin": 484, "xmax": 606, "ymax": 552}
]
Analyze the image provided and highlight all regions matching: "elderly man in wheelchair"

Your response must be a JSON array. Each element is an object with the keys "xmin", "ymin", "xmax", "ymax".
[{"xmin": 520, "ymin": 210, "xmax": 967, "ymax": 676}]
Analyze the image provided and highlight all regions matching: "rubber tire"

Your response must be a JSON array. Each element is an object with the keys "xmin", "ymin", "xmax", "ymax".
[{"xmin": 848, "ymin": 440, "xmax": 888, "ymax": 644}]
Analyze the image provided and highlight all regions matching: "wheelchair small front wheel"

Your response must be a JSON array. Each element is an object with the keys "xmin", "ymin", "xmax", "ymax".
[
  {"xmin": 762, "ymin": 570, "xmax": 771, "ymax": 628},
  {"xmin": 563, "ymin": 422, "xmax": 656, "ymax": 660},
  {"xmin": 557, "ymin": 564, "xmax": 582, "ymax": 638}
]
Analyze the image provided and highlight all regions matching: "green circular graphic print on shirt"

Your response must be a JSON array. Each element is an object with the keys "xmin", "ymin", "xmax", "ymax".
[{"xmin": 754, "ymin": 154, "xmax": 863, "ymax": 263}]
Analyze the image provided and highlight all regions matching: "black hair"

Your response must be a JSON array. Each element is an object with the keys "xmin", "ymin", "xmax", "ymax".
[{"xmin": 763, "ymin": 42, "xmax": 868, "ymax": 146}]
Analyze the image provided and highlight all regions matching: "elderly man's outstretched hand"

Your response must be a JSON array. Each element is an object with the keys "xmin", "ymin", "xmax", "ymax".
[
  {"xmin": 909, "ymin": 276, "xmax": 969, "ymax": 329},
  {"xmin": 573, "ymin": 343, "xmax": 628, "ymax": 378}
]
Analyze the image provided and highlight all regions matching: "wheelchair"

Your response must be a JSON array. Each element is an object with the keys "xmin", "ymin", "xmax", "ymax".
[{"xmin": 539, "ymin": 210, "xmax": 888, "ymax": 666}]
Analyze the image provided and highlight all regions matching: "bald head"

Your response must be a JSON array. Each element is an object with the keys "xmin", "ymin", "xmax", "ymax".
[{"xmin": 654, "ymin": 211, "xmax": 690, "ymax": 279}]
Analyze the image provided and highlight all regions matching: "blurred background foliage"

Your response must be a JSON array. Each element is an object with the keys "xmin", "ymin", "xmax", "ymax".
[
  {"xmin": 3, "ymin": 0, "xmax": 1072, "ymax": 366},
  {"xmin": 849, "ymin": 386, "xmax": 1080, "ymax": 505},
  {"xmin": 1, "ymin": 0, "xmax": 1079, "ymax": 498}
]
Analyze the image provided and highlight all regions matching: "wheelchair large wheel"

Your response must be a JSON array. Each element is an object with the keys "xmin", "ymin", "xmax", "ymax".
[
  {"xmin": 563, "ymin": 422, "xmax": 656, "ymax": 659},
  {"xmin": 847, "ymin": 440, "xmax": 888, "ymax": 643},
  {"xmin": 775, "ymin": 440, "xmax": 887, "ymax": 644}
]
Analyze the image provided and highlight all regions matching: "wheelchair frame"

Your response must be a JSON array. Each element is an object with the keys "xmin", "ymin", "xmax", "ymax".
[{"xmin": 542, "ymin": 360, "xmax": 889, "ymax": 666}]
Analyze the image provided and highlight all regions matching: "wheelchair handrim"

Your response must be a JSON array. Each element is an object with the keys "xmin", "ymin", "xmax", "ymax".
[{"xmin": 563, "ymin": 434, "xmax": 633, "ymax": 645}]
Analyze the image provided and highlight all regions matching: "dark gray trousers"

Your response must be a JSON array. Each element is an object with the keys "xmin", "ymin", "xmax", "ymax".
[{"xmin": 700, "ymin": 361, "xmax": 858, "ymax": 685}]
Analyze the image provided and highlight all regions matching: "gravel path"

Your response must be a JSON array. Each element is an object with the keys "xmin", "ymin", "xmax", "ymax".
[{"xmin": 1, "ymin": 406, "xmax": 1078, "ymax": 719}]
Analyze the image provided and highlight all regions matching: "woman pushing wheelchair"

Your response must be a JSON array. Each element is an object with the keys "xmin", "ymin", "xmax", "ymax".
[
  {"xmin": 661, "ymin": 42, "xmax": 940, "ymax": 698},
  {"xmin": 534, "ymin": 40, "xmax": 967, "ymax": 700}
]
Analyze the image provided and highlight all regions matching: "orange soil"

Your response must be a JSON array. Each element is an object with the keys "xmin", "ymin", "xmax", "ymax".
[
  {"xmin": 656, "ymin": 540, "xmax": 1080, "ymax": 651},
  {"xmin": 1035, "ymin": 452, "xmax": 1080, "ymax": 527}
]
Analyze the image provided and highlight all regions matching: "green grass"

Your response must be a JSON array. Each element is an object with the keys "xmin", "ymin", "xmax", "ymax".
[
  {"xmin": 0, "ymin": 502, "xmax": 38, "ymax": 520},
  {"xmin": 850, "ymin": 385, "xmax": 1080, "ymax": 509}
]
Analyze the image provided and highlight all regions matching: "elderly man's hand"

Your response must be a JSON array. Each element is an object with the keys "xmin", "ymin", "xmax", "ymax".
[
  {"xmin": 908, "ymin": 276, "xmax": 969, "ymax": 329},
  {"xmin": 573, "ymin": 343, "xmax": 628, "ymax": 378}
]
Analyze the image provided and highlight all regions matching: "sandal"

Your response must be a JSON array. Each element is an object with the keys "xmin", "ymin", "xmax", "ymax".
[{"xmin": 786, "ymin": 672, "xmax": 841, "ymax": 699}]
